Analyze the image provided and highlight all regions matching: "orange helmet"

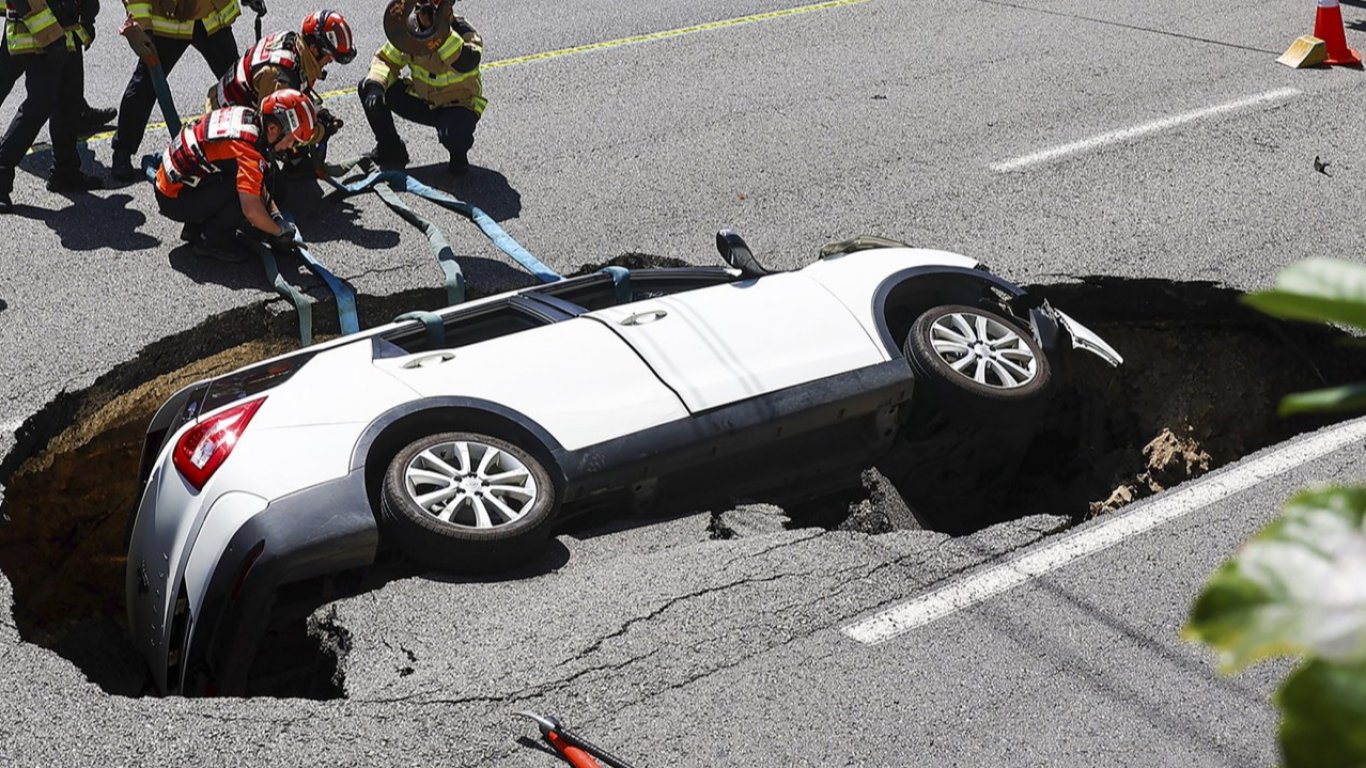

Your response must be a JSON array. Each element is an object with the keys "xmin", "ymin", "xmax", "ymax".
[
  {"xmin": 260, "ymin": 89, "xmax": 319, "ymax": 144},
  {"xmin": 301, "ymin": 9, "xmax": 356, "ymax": 64}
]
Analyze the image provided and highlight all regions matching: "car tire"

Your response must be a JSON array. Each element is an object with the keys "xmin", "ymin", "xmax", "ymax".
[
  {"xmin": 904, "ymin": 304, "xmax": 1052, "ymax": 416},
  {"xmin": 380, "ymin": 431, "xmax": 557, "ymax": 573}
]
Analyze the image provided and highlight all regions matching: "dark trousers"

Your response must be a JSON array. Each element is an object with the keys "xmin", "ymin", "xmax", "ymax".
[
  {"xmin": 0, "ymin": 33, "xmax": 22, "ymax": 102},
  {"xmin": 0, "ymin": 33, "xmax": 94, "ymax": 110},
  {"xmin": 156, "ymin": 174, "xmax": 244, "ymax": 244},
  {"xmin": 361, "ymin": 79, "xmax": 480, "ymax": 161},
  {"xmin": 0, "ymin": 44, "xmax": 83, "ymax": 174},
  {"xmin": 112, "ymin": 23, "xmax": 238, "ymax": 156}
]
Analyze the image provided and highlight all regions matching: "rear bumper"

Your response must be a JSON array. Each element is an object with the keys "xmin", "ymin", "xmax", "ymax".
[{"xmin": 171, "ymin": 470, "xmax": 377, "ymax": 695}]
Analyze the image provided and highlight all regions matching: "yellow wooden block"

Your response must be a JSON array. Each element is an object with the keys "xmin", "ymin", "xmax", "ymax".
[{"xmin": 1278, "ymin": 35, "xmax": 1329, "ymax": 68}]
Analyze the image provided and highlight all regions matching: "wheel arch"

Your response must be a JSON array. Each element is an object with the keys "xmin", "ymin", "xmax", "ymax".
[
  {"xmin": 871, "ymin": 266, "xmax": 1029, "ymax": 358},
  {"xmin": 351, "ymin": 398, "xmax": 568, "ymax": 525}
]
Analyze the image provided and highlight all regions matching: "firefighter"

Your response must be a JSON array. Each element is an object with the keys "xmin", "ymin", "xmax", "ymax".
[
  {"xmin": 206, "ymin": 9, "xmax": 354, "ymax": 174},
  {"xmin": 109, "ymin": 0, "xmax": 249, "ymax": 181},
  {"xmin": 0, "ymin": 0, "xmax": 103, "ymax": 212},
  {"xmin": 153, "ymin": 89, "xmax": 316, "ymax": 262},
  {"xmin": 359, "ymin": 0, "xmax": 485, "ymax": 175},
  {"xmin": 0, "ymin": 0, "xmax": 115, "ymax": 134}
]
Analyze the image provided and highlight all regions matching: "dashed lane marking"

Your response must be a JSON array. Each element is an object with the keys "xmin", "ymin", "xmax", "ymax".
[
  {"xmin": 71, "ymin": 0, "xmax": 872, "ymax": 147},
  {"xmin": 989, "ymin": 87, "xmax": 1300, "ymax": 172},
  {"xmin": 841, "ymin": 416, "xmax": 1366, "ymax": 645}
]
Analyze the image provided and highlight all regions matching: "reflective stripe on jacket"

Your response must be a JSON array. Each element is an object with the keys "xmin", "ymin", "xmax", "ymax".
[
  {"xmin": 4, "ymin": 0, "xmax": 80, "ymax": 54},
  {"xmin": 156, "ymin": 106, "xmax": 266, "ymax": 198},
  {"xmin": 123, "ymin": 0, "xmax": 239, "ymax": 40},
  {"xmin": 364, "ymin": 27, "xmax": 485, "ymax": 112},
  {"xmin": 208, "ymin": 30, "xmax": 321, "ymax": 110}
]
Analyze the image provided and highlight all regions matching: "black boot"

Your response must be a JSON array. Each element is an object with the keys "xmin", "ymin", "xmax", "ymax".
[
  {"xmin": 363, "ymin": 142, "xmax": 409, "ymax": 168},
  {"xmin": 0, "ymin": 165, "xmax": 13, "ymax": 214},
  {"xmin": 110, "ymin": 150, "xmax": 140, "ymax": 182},
  {"xmin": 47, "ymin": 167, "xmax": 103, "ymax": 192},
  {"xmin": 192, "ymin": 233, "xmax": 250, "ymax": 263},
  {"xmin": 447, "ymin": 152, "xmax": 469, "ymax": 176},
  {"xmin": 77, "ymin": 104, "xmax": 117, "ymax": 136}
]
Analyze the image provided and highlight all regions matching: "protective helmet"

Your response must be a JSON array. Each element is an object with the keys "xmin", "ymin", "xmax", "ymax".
[
  {"xmin": 301, "ymin": 9, "xmax": 356, "ymax": 64},
  {"xmin": 260, "ymin": 89, "xmax": 319, "ymax": 145}
]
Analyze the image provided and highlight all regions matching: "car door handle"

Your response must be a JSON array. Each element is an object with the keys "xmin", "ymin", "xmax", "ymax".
[
  {"xmin": 402, "ymin": 351, "xmax": 457, "ymax": 369},
  {"xmin": 620, "ymin": 309, "xmax": 668, "ymax": 326}
]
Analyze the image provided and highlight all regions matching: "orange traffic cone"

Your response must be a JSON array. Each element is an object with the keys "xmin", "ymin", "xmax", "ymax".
[{"xmin": 1314, "ymin": 0, "xmax": 1363, "ymax": 66}]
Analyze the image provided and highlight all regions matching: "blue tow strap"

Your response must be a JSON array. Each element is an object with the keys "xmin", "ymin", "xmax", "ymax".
[
  {"xmin": 280, "ymin": 213, "xmax": 360, "ymax": 336},
  {"xmin": 393, "ymin": 310, "xmax": 446, "ymax": 348},
  {"xmin": 600, "ymin": 266, "xmax": 631, "ymax": 303},
  {"xmin": 147, "ymin": 63, "xmax": 182, "ymax": 135},
  {"xmin": 143, "ymin": 155, "xmax": 340, "ymax": 346},
  {"xmin": 373, "ymin": 182, "xmax": 467, "ymax": 306},
  {"xmin": 325, "ymin": 168, "xmax": 563, "ymax": 285},
  {"xmin": 249, "ymin": 240, "xmax": 315, "ymax": 347}
]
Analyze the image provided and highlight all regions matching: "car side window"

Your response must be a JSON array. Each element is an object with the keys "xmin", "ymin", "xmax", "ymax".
[
  {"xmin": 383, "ymin": 302, "xmax": 549, "ymax": 353},
  {"xmin": 534, "ymin": 270, "xmax": 737, "ymax": 312}
]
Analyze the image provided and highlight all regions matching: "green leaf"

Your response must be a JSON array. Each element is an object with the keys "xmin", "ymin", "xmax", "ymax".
[
  {"xmin": 1182, "ymin": 486, "xmax": 1366, "ymax": 672},
  {"xmin": 1243, "ymin": 258, "xmax": 1366, "ymax": 330},
  {"xmin": 1276, "ymin": 658, "xmax": 1366, "ymax": 768},
  {"xmin": 1279, "ymin": 384, "xmax": 1366, "ymax": 416}
]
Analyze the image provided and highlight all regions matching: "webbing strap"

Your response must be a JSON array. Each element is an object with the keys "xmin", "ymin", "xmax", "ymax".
[
  {"xmin": 145, "ymin": 157, "xmax": 347, "ymax": 344},
  {"xmin": 250, "ymin": 240, "xmax": 314, "ymax": 347},
  {"xmin": 393, "ymin": 310, "xmax": 445, "ymax": 348},
  {"xmin": 148, "ymin": 63, "xmax": 182, "ymax": 135},
  {"xmin": 373, "ymin": 182, "xmax": 467, "ymax": 306},
  {"xmin": 600, "ymin": 266, "xmax": 631, "ymax": 303},
  {"xmin": 325, "ymin": 165, "xmax": 563, "ymax": 285},
  {"xmin": 279, "ymin": 213, "xmax": 360, "ymax": 335}
]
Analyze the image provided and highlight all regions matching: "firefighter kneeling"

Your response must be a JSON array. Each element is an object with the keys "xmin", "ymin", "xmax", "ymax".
[
  {"xmin": 359, "ymin": 0, "xmax": 484, "ymax": 175},
  {"xmin": 155, "ymin": 89, "xmax": 316, "ymax": 262}
]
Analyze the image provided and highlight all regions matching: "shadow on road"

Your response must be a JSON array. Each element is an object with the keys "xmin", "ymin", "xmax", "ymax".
[{"xmin": 11, "ymin": 191, "xmax": 159, "ymax": 252}]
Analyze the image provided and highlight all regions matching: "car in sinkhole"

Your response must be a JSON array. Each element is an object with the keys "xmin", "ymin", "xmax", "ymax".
[{"xmin": 123, "ymin": 231, "xmax": 1122, "ymax": 695}]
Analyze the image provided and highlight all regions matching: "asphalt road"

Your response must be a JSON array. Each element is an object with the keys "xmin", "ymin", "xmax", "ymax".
[{"xmin": 1, "ymin": 0, "xmax": 1364, "ymax": 764}]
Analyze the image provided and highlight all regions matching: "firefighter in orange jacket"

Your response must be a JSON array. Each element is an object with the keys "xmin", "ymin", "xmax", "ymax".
[
  {"xmin": 110, "ymin": 0, "xmax": 247, "ymax": 181},
  {"xmin": 0, "ymin": 0, "xmax": 103, "ymax": 212},
  {"xmin": 154, "ymin": 89, "xmax": 317, "ymax": 262},
  {"xmin": 359, "ymin": 0, "xmax": 485, "ymax": 175},
  {"xmin": 207, "ymin": 9, "xmax": 355, "ymax": 173}
]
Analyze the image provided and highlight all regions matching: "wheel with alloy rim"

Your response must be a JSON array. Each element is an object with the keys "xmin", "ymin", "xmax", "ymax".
[
  {"xmin": 380, "ymin": 431, "xmax": 557, "ymax": 572},
  {"xmin": 903, "ymin": 304, "xmax": 1051, "ymax": 414}
]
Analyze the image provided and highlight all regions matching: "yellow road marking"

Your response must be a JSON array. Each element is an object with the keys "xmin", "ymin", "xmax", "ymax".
[{"xmin": 69, "ymin": 0, "xmax": 870, "ymax": 147}]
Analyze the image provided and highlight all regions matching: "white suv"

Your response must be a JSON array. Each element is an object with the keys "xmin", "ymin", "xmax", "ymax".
[{"xmin": 124, "ymin": 232, "xmax": 1120, "ymax": 695}]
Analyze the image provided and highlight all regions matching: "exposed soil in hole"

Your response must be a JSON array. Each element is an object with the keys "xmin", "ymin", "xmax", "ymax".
[{"xmin": 0, "ymin": 273, "xmax": 1362, "ymax": 698}]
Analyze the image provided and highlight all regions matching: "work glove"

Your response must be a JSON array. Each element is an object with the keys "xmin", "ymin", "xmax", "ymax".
[
  {"xmin": 271, "ymin": 219, "xmax": 299, "ymax": 246},
  {"xmin": 317, "ymin": 108, "xmax": 344, "ymax": 139},
  {"xmin": 120, "ymin": 16, "xmax": 157, "ymax": 63},
  {"xmin": 358, "ymin": 78, "xmax": 386, "ymax": 111},
  {"xmin": 242, "ymin": 0, "xmax": 266, "ymax": 15}
]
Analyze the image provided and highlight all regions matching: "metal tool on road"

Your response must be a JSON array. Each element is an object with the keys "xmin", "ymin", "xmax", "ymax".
[{"xmin": 518, "ymin": 712, "xmax": 641, "ymax": 768}]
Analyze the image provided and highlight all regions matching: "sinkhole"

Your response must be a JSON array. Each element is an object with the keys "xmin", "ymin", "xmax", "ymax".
[{"xmin": 0, "ymin": 271, "xmax": 1361, "ymax": 700}]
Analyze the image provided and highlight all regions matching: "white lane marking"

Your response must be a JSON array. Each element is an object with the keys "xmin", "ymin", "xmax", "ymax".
[
  {"xmin": 990, "ymin": 88, "xmax": 1301, "ymax": 172},
  {"xmin": 842, "ymin": 416, "xmax": 1366, "ymax": 645}
]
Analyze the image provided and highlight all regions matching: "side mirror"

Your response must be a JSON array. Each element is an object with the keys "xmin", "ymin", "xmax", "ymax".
[{"xmin": 715, "ymin": 229, "xmax": 773, "ymax": 279}]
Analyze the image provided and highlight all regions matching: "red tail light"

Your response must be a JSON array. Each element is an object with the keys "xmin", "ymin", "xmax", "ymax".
[{"xmin": 172, "ymin": 398, "xmax": 266, "ymax": 490}]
